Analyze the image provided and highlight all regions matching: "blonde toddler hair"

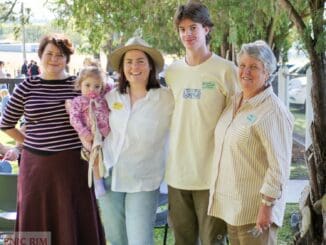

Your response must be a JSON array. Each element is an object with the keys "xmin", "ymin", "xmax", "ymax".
[{"xmin": 75, "ymin": 63, "xmax": 106, "ymax": 91}]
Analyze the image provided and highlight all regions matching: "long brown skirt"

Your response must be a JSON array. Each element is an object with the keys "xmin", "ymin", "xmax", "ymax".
[{"xmin": 16, "ymin": 148, "xmax": 105, "ymax": 245}]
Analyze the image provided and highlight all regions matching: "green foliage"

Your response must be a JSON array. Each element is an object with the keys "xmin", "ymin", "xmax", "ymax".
[
  {"xmin": 277, "ymin": 203, "xmax": 299, "ymax": 244},
  {"xmin": 313, "ymin": 8, "xmax": 326, "ymax": 55},
  {"xmin": 49, "ymin": 0, "xmax": 182, "ymax": 56},
  {"xmin": 280, "ymin": 1, "xmax": 325, "ymax": 242},
  {"xmin": 1, "ymin": 1, "xmax": 318, "ymax": 71},
  {"xmin": 0, "ymin": 1, "xmax": 31, "ymax": 40},
  {"xmin": 283, "ymin": 0, "xmax": 325, "ymax": 58},
  {"xmin": 154, "ymin": 227, "xmax": 175, "ymax": 244},
  {"xmin": 47, "ymin": 0, "xmax": 315, "ymax": 66},
  {"xmin": 290, "ymin": 163, "xmax": 309, "ymax": 180},
  {"xmin": 0, "ymin": 0, "xmax": 18, "ymax": 22},
  {"xmin": 315, "ymin": 31, "xmax": 326, "ymax": 54}
]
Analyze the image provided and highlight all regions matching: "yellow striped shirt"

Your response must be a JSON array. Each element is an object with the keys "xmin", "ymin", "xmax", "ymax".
[{"xmin": 208, "ymin": 86, "xmax": 294, "ymax": 226}]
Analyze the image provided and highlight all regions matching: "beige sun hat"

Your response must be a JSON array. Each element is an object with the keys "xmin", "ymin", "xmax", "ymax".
[{"xmin": 109, "ymin": 37, "xmax": 164, "ymax": 73}]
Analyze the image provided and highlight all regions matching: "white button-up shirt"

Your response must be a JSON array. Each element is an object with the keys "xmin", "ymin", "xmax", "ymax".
[{"xmin": 103, "ymin": 87, "xmax": 174, "ymax": 192}]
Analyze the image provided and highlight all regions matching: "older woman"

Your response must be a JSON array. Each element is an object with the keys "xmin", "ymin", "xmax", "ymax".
[
  {"xmin": 98, "ymin": 37, "xmax": 174, "ymax": 245},
  {"xmin": 0, "ymin": 33, "xmax": 105, "ymax": 244},
  {"xmin": 208, "ymin": 40, "xmax": 294, "ymax": 245}
]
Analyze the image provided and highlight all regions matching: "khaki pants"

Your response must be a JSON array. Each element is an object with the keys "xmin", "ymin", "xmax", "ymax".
[
  {"xmin": 227, "ymin": 223, "xmax": 278, "ymax": 245},
  {"xmin": 168, "ymin": 186, "xmax": 227, "ymax": 245}
]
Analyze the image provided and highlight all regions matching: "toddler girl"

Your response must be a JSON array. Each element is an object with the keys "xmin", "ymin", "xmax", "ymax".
[{"xmin": 68, "ymin": 64, "xmax": 110, "ymax": 197}]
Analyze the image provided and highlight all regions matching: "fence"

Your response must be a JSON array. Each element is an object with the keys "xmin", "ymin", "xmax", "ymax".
[{"xmin": 277, "ymin": 65, "xmax": 313, "ymax": 149}]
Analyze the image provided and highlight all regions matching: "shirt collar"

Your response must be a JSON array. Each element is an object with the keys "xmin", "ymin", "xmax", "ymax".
[
  {"xmin": 236, "ymin": 85, "xmax": 273, "ymax": 108},
  {"xmin": 126, "ymin": 87, "xmax": 160, "ymax": 102}
]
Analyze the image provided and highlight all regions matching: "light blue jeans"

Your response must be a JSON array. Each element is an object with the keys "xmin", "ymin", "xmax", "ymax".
[{"xmin": 97, "ymin": 176, "xmax": 159, "ymax": 245}]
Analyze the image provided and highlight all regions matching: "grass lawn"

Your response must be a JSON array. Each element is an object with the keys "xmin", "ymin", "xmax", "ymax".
[
  {"xmin": 290, "ymin": 162, "xmax": 309, "ymax": 179},
  {"xmin": 290, "ymin": 106, "xmax": 309, "ymax": 180},
  {"xmin": 154, "ymin": 227, "xmax": 174, "ymax": 245},
  {"xmin": 277, "ymin": 204, "xmax": 299, "ymax": 244},
  {"xmin": 290, "ymin": 106, "xmax": 306, "ymax": 139}
]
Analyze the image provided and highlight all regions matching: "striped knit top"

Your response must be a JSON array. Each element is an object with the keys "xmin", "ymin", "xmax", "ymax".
[{"xmin": 0, "ymin": 76, "xmax": 82, "ymax": 153}]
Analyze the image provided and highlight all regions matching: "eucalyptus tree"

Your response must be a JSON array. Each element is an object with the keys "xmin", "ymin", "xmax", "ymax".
[
  {"xmin": 48, "ymin": 1, "xmax": 172, "ymax": 52},
  {"xmin": 278, "ymin": 0, "xmax": 326, "ymax": 243},
  {"xmin": 49, "ymin": 0, "xmax": 179, "ymax": 69},
  {"xmin": 49, "ymin": 0, "xmax": 296, "ymax": 61},
  {"xmin": 206, "ymin": 0, "xmax": 308, "ymax": 61}
]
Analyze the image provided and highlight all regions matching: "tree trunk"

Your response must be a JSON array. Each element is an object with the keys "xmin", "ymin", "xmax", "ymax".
[
  {"xmin": 220, "ymin": 30, "xmax": 230, "ymax": 60},
  {"xmin": 266, "ymin": 22, "xmax": 275, "ymax": 49},
  {"xmin": 103, "ymin": 38, "xmax": 114, "ymax": 72},
  {"xmin": 278, "ymin": 0, "xmax": 326, "ymax": 243}
]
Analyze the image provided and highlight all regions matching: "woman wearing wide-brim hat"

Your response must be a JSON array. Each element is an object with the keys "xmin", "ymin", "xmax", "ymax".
[{"xmin": 98, "ymin": 37, "xmax": 174, "ymax": 245}]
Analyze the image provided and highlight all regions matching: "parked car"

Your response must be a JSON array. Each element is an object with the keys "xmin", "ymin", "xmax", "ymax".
[
  {"xmin": 288, "ymin": 61, "xmax": 310, "ymax": 79},
  {"xmin": 288, "ymin": 76, "xmax": 307, "ymax": 91},
  {"xmin": 289, "ymin": 76, "xmax": 306, "ymax": 110}
]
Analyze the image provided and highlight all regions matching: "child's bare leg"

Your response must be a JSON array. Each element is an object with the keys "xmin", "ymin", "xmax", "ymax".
[
  {"xmin": 92, "ymin": 155, "xmax": 106, "ymax": 197},
  {"xmin": 93, "ymin": 155, "xmax": 100, "ymax": 179}
]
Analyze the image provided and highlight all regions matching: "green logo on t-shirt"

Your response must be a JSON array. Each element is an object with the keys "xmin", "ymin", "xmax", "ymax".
[{"xmin": 202, "ymin": 81, "xmax": 216, "ymax": 89}]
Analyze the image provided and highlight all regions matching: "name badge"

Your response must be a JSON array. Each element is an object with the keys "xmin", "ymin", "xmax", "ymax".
[
  {"xmin": 247, "ymin": 114, "xmax": 256, "ymax": 123},
  {"xmin": 183, "ymin": 89, "xmax": 201, "ymax": 99},
  {"xmin": 202, "ymin": 81, "xmax": 216, "ymax": 90},
  {"xmin": 112, "ymin": 102, "xmax": 124, "ymax": 110}
]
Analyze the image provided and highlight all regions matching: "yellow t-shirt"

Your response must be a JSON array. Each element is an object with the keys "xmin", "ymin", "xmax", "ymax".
[{"xmin": 165, "ymin": 53, "xmax": 238, "ymax": 190}]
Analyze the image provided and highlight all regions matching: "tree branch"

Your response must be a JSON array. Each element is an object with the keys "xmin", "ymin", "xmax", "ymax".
[
  {"xmin": 0, "ymin": 0, "xmax": 18, "ymax": 21},
  {"xmin": 278, "ymin": 0, "xmax": 307, "ymax": 34}
]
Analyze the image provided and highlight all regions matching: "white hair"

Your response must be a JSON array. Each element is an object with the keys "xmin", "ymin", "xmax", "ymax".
[{"xmin": 237, "ymin": 40, "xmax": 277, "ymax": 84}]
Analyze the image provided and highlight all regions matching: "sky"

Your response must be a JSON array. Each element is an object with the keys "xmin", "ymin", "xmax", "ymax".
[{"xmin": 17, "ymin": 0, "xmax": 54, "ymax": 23}]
